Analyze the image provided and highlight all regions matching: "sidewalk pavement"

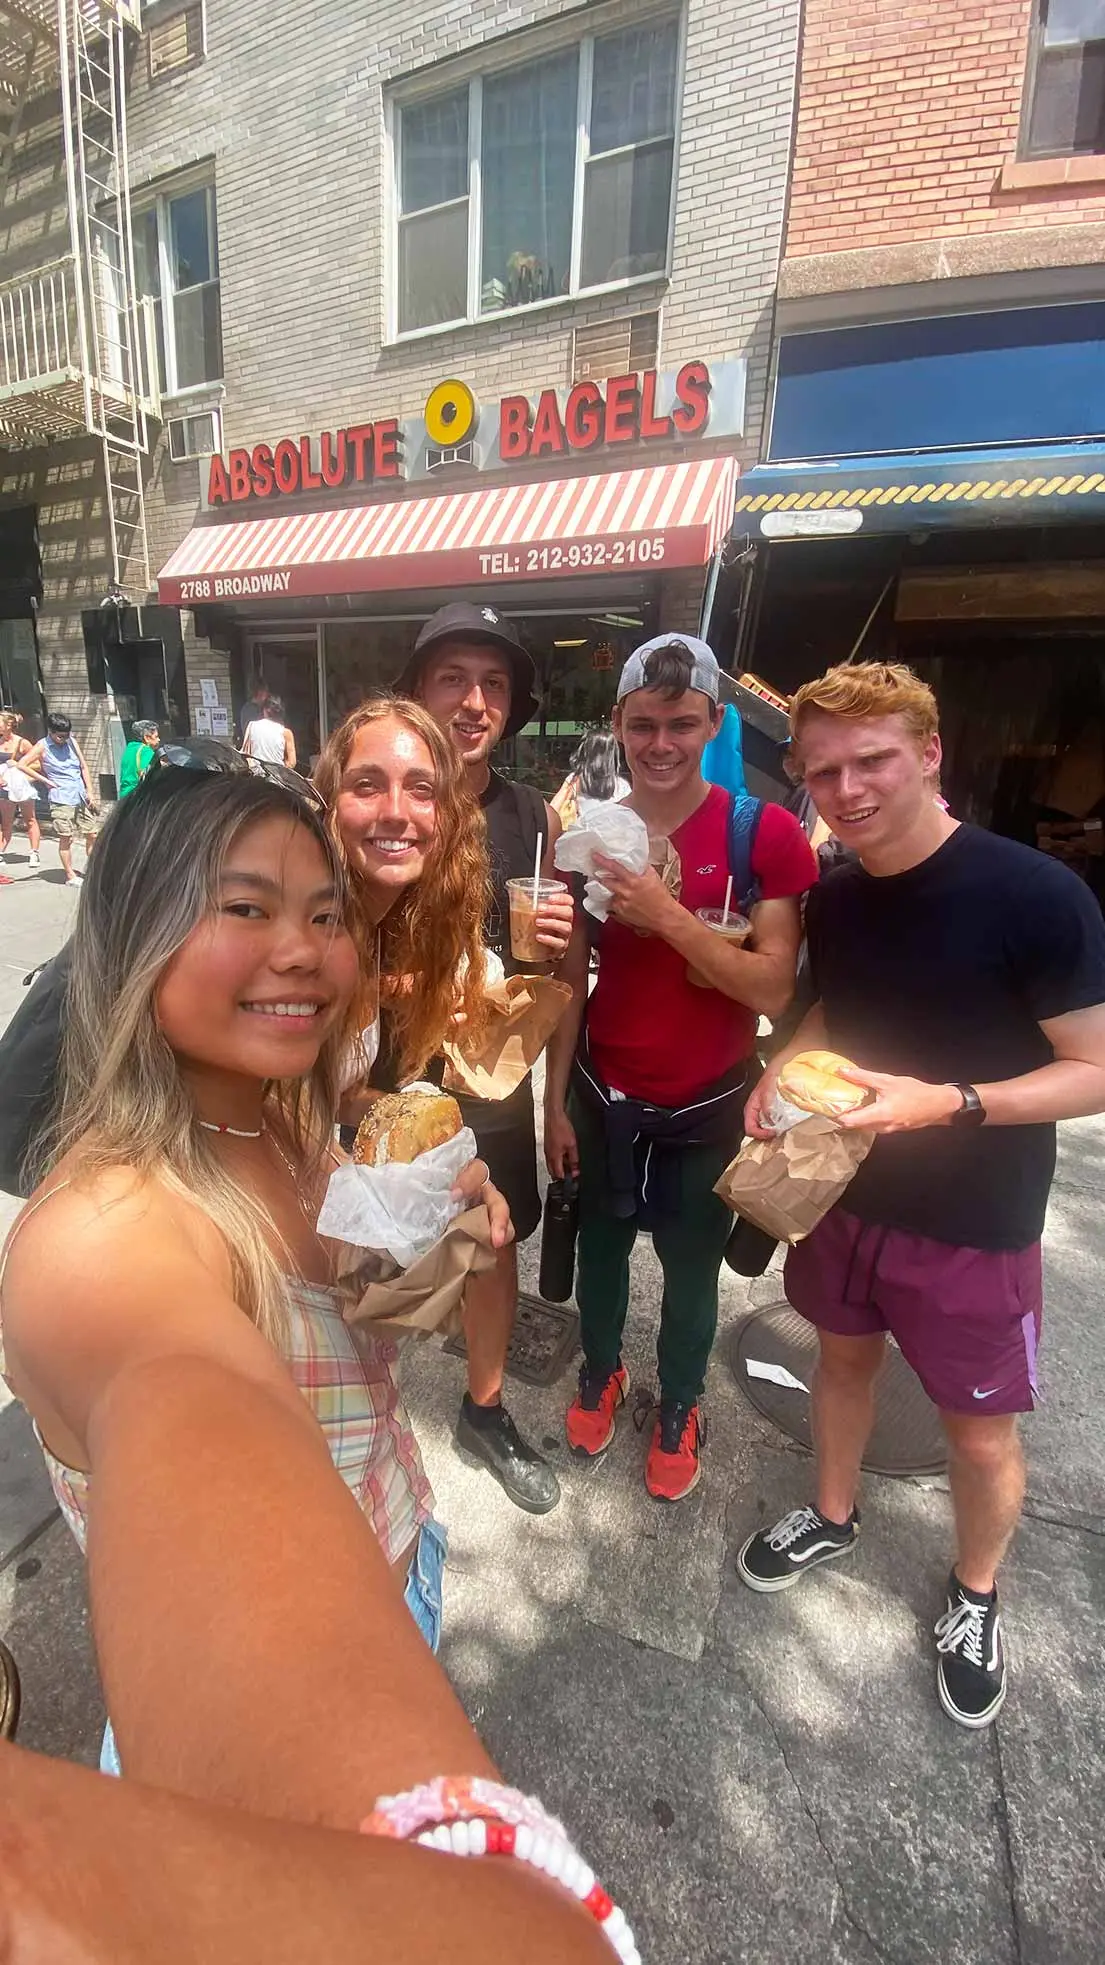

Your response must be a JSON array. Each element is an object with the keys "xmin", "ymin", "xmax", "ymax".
[{"xmin": 2, "ymin": 847, "xmax": 1104, "ymax": 1962}]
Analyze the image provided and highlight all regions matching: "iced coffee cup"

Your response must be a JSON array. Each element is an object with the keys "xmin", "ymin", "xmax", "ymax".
[
  {"xmin": 507, "ymin": 877, "xmax": 562, "ymax": 965},
  {"xmin": 687, "ymin": 906, "xmax": 752, "ymax": 987}
]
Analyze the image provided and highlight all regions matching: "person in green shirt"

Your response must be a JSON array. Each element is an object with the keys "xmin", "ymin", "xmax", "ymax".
[{"xmin": 118, "ymin": 721, "xmax": 161, "ymax": 797}]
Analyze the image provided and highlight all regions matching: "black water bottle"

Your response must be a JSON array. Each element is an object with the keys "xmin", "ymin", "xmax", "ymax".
[{"xmin": 539, "ymin": 1175, "xmax": 580, "ymax": 1302}]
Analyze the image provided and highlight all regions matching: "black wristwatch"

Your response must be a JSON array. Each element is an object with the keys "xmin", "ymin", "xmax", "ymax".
[{"xmin": 949, "ymin": 1083, "xmax": 986, "ymax": 1128}]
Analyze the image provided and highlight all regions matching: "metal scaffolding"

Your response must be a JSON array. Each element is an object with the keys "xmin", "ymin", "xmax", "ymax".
[{"xmin": 0, "ymin": 1, "xmax": 156, "ymax": 591}]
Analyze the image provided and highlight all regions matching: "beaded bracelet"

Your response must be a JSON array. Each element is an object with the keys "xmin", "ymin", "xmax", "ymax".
[{"xmin": 360, "ymin": 1775, "xmax": 640, "ymax": 1963}]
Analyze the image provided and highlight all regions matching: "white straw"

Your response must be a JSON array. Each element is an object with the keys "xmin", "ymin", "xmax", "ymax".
[
  {"xmin": 722, "ymin": 874, "xmax": 733, "ymax": 926},
  {"xmin": 532, "ymin": 832, "xmax": 543, "ymax": 909}
]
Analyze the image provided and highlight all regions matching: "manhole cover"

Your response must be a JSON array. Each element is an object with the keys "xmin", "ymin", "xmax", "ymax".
[
  {"xmin": 445, "ymin": 1291, "xmax": 579, "ymax": 1389},
  {"xmin": 729, "ymin": 1302, "xmax": 946, "ymax": 1478}
]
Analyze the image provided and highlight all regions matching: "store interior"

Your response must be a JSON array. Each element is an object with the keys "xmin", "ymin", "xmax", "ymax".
[
  {"xmin": 722, "ymin": 525, "xmax": 1105, "ymax": 907},
  {"xmin": 231, "ymin": 591, "xmax": 657, "ymax": 794}
]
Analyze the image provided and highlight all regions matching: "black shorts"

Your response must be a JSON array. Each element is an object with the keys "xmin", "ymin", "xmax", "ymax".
[{"xmin": 455, "ymin": 1073, "xmax": 542, "ymax": 1244}]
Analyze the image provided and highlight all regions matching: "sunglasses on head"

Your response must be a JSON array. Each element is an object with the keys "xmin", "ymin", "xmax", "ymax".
[{"xmin": 156, "ymin": 738, "xmax": 327, "ymax": 815}]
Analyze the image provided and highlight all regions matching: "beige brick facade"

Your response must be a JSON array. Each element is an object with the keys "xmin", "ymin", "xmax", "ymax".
[{"xmin": 1, "ymin": 0, "xmax": 802, "ymax": 769}]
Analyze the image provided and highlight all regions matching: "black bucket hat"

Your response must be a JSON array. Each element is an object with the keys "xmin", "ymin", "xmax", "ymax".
[{"xmin": 395, "ymin": 601, "xmax": 539, "ymax": 741}]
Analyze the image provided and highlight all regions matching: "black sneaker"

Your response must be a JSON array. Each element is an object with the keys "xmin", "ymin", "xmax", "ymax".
[
  {"xmin": 455, "ymin": 1396, "xmax": 561, "ymax": 1514},
  {"xmin": 737, "ymin": 1503, "xmax": 860, "ymax": 1593},
  {"xmin": 934, "ymin": 1572, "xmax": 1006, "ymax": 1729}
]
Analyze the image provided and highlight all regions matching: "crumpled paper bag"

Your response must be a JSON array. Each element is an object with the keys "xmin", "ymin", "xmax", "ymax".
[
  {"xmin": 714, "ymin": 1114, "xmax": 875, "ymax": 1244},
  {"xmin": 554, "ymin": 802, "xmax": 649, "ymax": 919},
  {"xmin": 648, "ymin": 834, "xmax": 682, "ymax": 903},
  {"xmin": 317, "ymin": 1125, "xmax": 478, "ymax": 1270},
  {"xmin": 442, "ymin": 973, "xmax": 573, "ymax": 1099},
  {"xmin": 336, "ymin": 1206, "xmax": 496, "ymax": 1338}
]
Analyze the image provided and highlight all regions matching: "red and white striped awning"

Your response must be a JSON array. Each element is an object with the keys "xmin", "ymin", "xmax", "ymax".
[{"xmin": 156, "ymin": 456, "xmax": 737, "ymax": 605}]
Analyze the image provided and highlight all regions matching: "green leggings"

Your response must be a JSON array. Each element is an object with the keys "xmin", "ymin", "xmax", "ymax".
[{"xmin": 570, "ymin": 1090, "xmax": 736, "ymax": 1406}]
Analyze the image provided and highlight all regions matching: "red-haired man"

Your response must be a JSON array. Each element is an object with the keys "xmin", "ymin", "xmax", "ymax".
[{"xmin": 738, "ymin": 662, "xmax": 1105, "ymax": 1729}]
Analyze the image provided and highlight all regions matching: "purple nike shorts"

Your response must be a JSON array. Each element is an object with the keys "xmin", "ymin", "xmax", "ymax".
[{"xmin": 784, "ymin": 1206, "xmax": 1042, "ymax": 1415}]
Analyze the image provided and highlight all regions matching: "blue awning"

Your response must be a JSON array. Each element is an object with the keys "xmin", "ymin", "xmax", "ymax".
[{"xmin": 733, "ymin": 444, "xmax": 1105, "ymax": 539}]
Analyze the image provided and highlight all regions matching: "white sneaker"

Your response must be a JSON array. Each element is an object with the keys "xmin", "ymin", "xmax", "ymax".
[
  {"xmin": 65, "ymin": 872, "xmax": 83, "ymax": 888},
  {"xmin": 28, "ymin": 850, "xmax": 39, "ymax": 867}
]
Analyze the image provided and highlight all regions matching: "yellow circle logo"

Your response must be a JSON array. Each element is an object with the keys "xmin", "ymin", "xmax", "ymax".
[{"xmin": 425, "ymin": 378, "xmax": 477, "ymax": 447}]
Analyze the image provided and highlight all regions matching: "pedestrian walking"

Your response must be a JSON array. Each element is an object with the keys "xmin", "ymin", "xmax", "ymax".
[
  {"xmin": 22, "ymin": 712, "xmax": 100, "ymax": 885},
  {"xmin": 544, "ymin": 635, "xmax": 817, "ymax": 1500},
  {"xmin": 737, "ymin": 661, "xmax": 1105, "ymax": 1729},
  {"xmin": 0, "ymin": 709, "xmax": 44, "ymax": 870},
  {"xmin": 117, "ymin": 718, "xmax": 161, "ymax": 796},
  {"xmin": 242, "ymin": 694, "xmax": 297, "ymax": 768},
  {"xmin": 395, "ymin": 602, "xmax": 575, "ymax": 1515},
  {"xmin": 237, "ymin": 678, "xmax": 270, "ymax": 740},
  {"xmin": 551, "ymin": 729, "xmax": 630, "ymax": 830}
]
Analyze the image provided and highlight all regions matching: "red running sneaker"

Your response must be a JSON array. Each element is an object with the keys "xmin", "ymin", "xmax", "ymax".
[
  {"xmin": 645, "ymin": 1400, "xmax": 706, "ymax": 1502},
  {"xmin": 565, "ymin": 1363, "xmax": 629, "ymax": 1457}
]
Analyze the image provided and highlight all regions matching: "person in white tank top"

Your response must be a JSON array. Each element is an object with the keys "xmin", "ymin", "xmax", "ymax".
[{"xmin": 242, "ymin": 694, "xmax": 296, "ymax": 768}]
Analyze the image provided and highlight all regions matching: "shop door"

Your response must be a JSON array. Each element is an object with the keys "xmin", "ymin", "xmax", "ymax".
[
  {"xmin": 0, "ymin": 619, "xmax": 45, "ymax": 736},
  {"xmin": 245, "ymin": 633, "xmax": 322, "ymax": 771}
]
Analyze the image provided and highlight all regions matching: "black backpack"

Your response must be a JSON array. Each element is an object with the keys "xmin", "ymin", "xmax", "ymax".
[{"xmin": 0, "ymin": 944, "xmax": 71, "ymax": 1198}]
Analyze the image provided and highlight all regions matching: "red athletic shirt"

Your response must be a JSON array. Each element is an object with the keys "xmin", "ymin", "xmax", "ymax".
[{"xmin": 587, "ymin": 786, "xmax": 817, "ymax": 1106}]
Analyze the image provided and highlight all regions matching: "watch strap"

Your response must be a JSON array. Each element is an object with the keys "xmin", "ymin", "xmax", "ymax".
[{"xmin": 951, "ymin": 1082, "xmax": 986, "ymax": 1127}]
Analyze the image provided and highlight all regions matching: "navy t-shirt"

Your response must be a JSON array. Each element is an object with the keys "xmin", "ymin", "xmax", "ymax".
[{"xmin": 807, "ymin": 824, "xmax": 1105, "ymax": 1249}]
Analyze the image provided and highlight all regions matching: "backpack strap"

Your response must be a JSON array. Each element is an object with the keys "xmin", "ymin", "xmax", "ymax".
[{"xmin": 726, "ymin": 791, "xmax": 765, "ymax": 914}]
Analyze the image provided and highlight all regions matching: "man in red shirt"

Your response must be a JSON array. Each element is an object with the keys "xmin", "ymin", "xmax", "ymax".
[{"xmin": 544, "ymin": 636, "xmax": 817, "ymax": 1501}]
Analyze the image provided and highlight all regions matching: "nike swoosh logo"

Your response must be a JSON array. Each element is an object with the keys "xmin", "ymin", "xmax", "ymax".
[{"xmin": 972, "ymin": 1387, "xmax": 999, "ymax": 1400}]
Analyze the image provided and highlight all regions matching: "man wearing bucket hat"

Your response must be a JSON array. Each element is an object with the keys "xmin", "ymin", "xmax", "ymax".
[
  {"xmin": 395, "ymin": 601, "xmax": 574, "ymax": 1514},
  {"xmin": 543, "ymin": 634, "xmax": 817, "ymax": 1502}
]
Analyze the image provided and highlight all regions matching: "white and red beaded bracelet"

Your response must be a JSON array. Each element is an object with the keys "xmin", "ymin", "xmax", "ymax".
[{"xmin": 360, "ymin": 1775, "xmax": 640, "ymax": 1963}]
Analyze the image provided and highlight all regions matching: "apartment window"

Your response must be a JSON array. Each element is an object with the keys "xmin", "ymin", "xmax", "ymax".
[
  {"xmin": 134, "ymin": 180, "xmax": 222, "ymax": 394},
  {"xmin": 146, "ymin": 1, "xmax": 206, "ymax": 83},
  {"xmin": 1023, "ymin": 0, "xmax": 1105, "ymax": 157},
  {"xmin": 394, "ymin": 16, "xmax": 679, "ymax": 335}
]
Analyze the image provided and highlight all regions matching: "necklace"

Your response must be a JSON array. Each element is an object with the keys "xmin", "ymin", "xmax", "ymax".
[
  {"xmin": 198, "ymin": 1119, "xmax": 264, "ymax": 1138},
  {"xmin": 265, "ymin": 1126, "xmax": 318, "ymax": 1225}
]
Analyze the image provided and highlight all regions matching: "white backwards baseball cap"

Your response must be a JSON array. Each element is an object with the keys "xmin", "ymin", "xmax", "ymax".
[{"xmin": 616, "ymin": 634, "xmax": 720, "ymax": 704}]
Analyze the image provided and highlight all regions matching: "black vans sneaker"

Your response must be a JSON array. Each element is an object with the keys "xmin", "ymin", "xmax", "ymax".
[
  {"xmin": 934, "ymin": 1572, "xmax": 1006, "ymax": 1729},
  {"xmin": 737, "ymin": 1503, "xmax": 860, "ymax": 1593}
]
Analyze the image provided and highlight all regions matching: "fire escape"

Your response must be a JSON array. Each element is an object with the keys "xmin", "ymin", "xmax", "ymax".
[{"xmin": 0, "ymin": 1, "xmax": 157, "ymax": 592}]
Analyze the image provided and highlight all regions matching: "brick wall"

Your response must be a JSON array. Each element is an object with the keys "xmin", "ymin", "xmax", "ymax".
[
  {"xmin": 0, "ymin": 0, "xmax": 802, "ymax": 752},
  {"xmin": 125, "ymin": 0, "xmax": 800, "ymax": 502},
  {"xmin": 785, "ymin": 0, "xmax": 1105, "ymax": 263}
]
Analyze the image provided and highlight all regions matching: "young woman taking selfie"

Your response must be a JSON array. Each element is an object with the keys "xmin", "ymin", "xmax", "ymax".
[{"xmin": 0, "ymin": 760, "xmax": 628, "ymax": 1959}]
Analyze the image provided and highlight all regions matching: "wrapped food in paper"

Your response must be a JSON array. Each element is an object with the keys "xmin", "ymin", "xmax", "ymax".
[
  {"xmin": 714, "ymin": 1114, "xmax": 875, "ymax": 1244},
  {"xmin": 648, "ymin": 834, "xmax": 682, "ymax": 902},
  {"xmin": 317, "ymin": 1124, "xmax": 478, "ymax": 1271},
  {"xmin": 443, "ymin": 974, "xmax": 572, "ymax": 1100},
  {"xmin": 554, "ymin": 802, "xmax": 649, "ymax": 919},
  {"xmin": 336, "ymin": 1206, "xmax": 496, "ymax": 1338}
]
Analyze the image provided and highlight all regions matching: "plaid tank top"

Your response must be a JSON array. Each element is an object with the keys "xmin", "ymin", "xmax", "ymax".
[{"xmin": 3, "ymin": 1242, "xmax": 432, "ymax": 1569}]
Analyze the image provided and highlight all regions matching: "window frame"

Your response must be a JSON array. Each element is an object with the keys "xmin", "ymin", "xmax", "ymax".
[
  {"xmin": 132, "ymin": 171, "xmax": 223, "ymax": 401},
  {"xmin": 145, "ymin": 0, "xmax": 208, "ymax": 86},
  {"xmin": 1019, "ymin": 0, "xmax": 1105, "ymax": 161},
  {"xmin": 387, "ymin": 11, "xmax": 685, "ymax": 343}
]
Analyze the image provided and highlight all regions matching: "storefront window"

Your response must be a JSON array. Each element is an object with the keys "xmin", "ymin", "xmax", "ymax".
[{"xmin": 322, "ymin": 605, "xmax": 649, "ymax": 795}]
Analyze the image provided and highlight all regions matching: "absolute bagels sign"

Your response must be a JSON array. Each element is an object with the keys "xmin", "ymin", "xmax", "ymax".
[{"xmin": 205, "ymin": 359, "xmax": 745, "ymax": 507}]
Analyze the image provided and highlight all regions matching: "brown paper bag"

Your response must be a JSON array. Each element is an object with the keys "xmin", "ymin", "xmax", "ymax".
[
  {"xmin": 714, "ymin": 1116, "xmax": 875, "ymax": 1244},
  {"xmin": 649, "ymin": 835, "xmax": 682, "ymax": 899},
  {"xmin": 441, "ymin": 974, "xmax": 573, "ymax": 1100},
  {"xmin": 335, "ymin": 1205, "xmax": 496, "ymax": 1337}
]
